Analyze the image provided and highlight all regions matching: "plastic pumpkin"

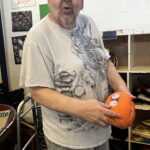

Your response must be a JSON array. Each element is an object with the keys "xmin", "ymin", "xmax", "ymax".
[{"xmin": 105, "ymin": 92, "xmax": 136, "ymax": 129}]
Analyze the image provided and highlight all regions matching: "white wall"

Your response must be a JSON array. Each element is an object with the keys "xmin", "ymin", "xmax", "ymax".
[
  {"xmin": 82, "ymin": 0, "xmax": 150, "ymax": 34},
  {"xmin": 1, "ymin": 0, "xmax": 150, "ymax": 90}
]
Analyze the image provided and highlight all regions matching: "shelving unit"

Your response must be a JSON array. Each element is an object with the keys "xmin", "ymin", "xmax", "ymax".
[{"xmin": 103, "ymin": 33, "xmax": 150, "ymax": 150}]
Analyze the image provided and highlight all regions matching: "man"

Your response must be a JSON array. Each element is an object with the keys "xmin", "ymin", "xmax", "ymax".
[{"xmin": 20, "ymin": 0, "xmax": 131, "ymax": 149}]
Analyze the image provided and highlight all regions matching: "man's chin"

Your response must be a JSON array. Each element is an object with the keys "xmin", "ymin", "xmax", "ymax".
[
  {"xmin": 60, "ymin": 22, "xmax": 75, "ymax": 29},
  {"xmin": 61, "ymin": 18, "xmax": 75, "ymax": 26}
]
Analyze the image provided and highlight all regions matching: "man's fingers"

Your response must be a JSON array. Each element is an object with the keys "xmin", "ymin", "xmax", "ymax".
[
  {"xmin": 97, "ymin": 101, "xmax": 121, "ymax": 118},
  {"xmin": 104, "ymin": 109, "xmax": 121, "ymax": 119},
  {"xmin": 108, "ymin": 118, "xmax": 121, "ymax": 128},
  {"xmin": 99, "ymin": 101, "xmax": 112, "ymax": 109}
]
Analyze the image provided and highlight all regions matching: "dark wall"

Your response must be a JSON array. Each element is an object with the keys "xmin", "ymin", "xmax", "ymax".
[{"xmin": 0, "ymin": 12, "xmax": 9, "ymax": 94}]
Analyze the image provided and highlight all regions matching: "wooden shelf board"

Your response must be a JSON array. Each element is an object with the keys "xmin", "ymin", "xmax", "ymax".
[
  {"xmin": 104, "ymin": 34, "xmax": 150, "ymax": 150},
  {"xmin": 117, "ymin": 66, "xmax": 128, "ymax": 73},
  {"xmin": 135, "ymin": 104, "xmax": 150, "ymax": 110},
  {"xmin": 130, "ymin": 66, "xmax": 150, "ymax": 73},
  {"xmin": 111, "ymin": 136, "xmax": 150, "ymax": 145},
  {"xmin": 130, "ymin": 140, "xmax": 150, "ymax": 146}
]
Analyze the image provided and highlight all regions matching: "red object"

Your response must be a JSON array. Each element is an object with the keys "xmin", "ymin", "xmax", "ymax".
[{"xmin": 105, "ymin": 92, "xmax": 136, "ymax": 129}]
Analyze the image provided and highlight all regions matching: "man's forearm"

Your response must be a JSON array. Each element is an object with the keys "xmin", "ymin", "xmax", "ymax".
[
  {"xmin": 107, "ymin": 60, "xmax": 130, "ymax": 93},
  {"xmin": 29, "ymin": 87, "xmax": 82, "ymax": 115},
  {"xmin": 29, "ymin": 86, "xmax": 121, "ymax": 125}
]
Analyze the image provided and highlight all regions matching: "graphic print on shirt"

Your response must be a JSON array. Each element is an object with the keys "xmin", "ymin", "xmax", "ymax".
[
  {"xmin": 54, "ymin": 22, "xmax": 109, "ymax": 132},
  {"xmin": 54, "ymin": 71, "xmax": 86, "ymax": 98},
  {"xmin": 54, "ymin": 70, "xmax": 93, "ymax": 131},
  {"xmin": 71, "ymin": 23, "xmax": 109, "ymax": 101}
]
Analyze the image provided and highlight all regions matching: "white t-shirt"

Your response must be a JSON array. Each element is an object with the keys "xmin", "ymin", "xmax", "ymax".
[{"xmin": 20, "ymin": 14, "xmax": 111, "ymax": 149}]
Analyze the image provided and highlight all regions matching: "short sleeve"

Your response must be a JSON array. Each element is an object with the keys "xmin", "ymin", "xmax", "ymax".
[{"xmin": 19, "ymin": 32, "xmax": 54, "ymax": 89}]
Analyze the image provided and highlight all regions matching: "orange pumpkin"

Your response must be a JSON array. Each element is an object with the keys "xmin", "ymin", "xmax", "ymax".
[{"xmin": 105, "ymin": 92, "xmax": 136, "ymax": 129}]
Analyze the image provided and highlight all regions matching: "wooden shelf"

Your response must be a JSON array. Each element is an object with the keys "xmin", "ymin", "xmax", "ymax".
[
  {"xmin": 130, "ymin": 140, "xmax": 150, "ymax": 146},
  {"xmin": 103, "ymin": 33, "xmax": 150, "ymax": 150},
  {"xmin": 130, "ymin": 66, "xmax": 150, "ymax": 73},
  {"xmin": 135, "ymin": 104, "xmax": 150, "ymax": 110},
  {"xmin": 117, "ymin": 66, "xmax": 128, "ymax": 73}
]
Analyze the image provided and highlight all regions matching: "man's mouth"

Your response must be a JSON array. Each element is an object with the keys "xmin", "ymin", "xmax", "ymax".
[{"xmin": 62, "ymin": 6, "xmax": 73, "ymax": 15}]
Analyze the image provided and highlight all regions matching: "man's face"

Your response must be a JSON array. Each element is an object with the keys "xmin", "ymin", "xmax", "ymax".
[{"xmin": 48, "ymin": 0, "xmax": 83, "ymax": 29}]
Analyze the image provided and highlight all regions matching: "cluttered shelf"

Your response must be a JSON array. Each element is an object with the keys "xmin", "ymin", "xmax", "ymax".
[
  {"xmin": 130, "ymin": 139, "xmax": 150, "ymax": 146},
  {"xmin": 134, "ymin": 93, "xmax": 150, "ymax": 110},
  {"xmin": 104, "ymin": 33, "xmax": 150, "ymax": 150},
  {"xmin": 135, "ymin": 103, "xmax": 150, "ymax": 110},
  {"xmin": 131, "ymin": 122, "xmax": 150, "ymax": 145},
  {"xmin": 111, "ymin": 135, "xmax": 150, "ymax": 146}
]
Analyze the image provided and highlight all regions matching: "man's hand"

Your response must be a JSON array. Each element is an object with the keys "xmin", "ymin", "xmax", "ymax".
[{"xmin": 74, "ymin": 99, "xmax": 121, "ymax": 127}]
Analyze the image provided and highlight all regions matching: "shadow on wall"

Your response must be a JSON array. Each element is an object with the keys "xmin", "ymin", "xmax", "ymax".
[{"xmin": 0, "ymin": 87, "xmax": 24, "ymax": 109}]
